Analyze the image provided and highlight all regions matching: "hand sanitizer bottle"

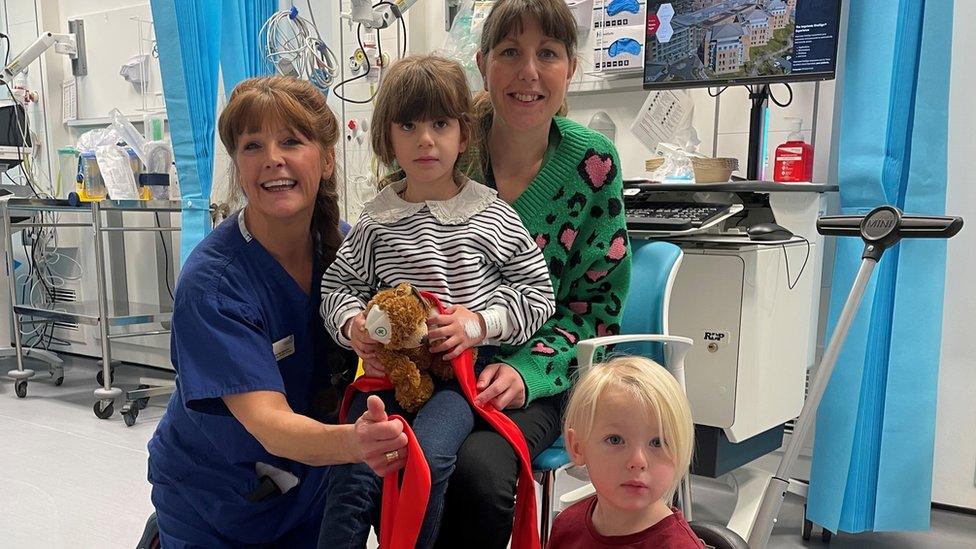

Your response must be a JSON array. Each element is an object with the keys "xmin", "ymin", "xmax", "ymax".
[{"xmin": 773, "ymin": 117, "xmax": 814, "ymax": 183}]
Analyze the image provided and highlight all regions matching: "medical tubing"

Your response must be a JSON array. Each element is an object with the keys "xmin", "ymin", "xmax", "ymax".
[
  {"xmin": 782, "ymin": 236, "xmax": 810, "ymax": 290},
  {"xmin": 768, "ymin": 83, "xmax": 793, "ymax": 107},
  {"xmin": 371, "ymin": 1, "xmax": 408, "ymax": 54},
  {"xmin": 331, "ymin": 1, "xmax": 406, "ymax": 104},
  {"xmin": 263, "ymin": 7, "xmax": 338, "ymax": 91},
  {"xmin": 155, "ymin": 212, "xmax": 174, "ymax": 300},
  {"xmin": 306, "ymin": 0, "xmax": 320, "ymax": 33},
  {"xmin": 707, "ymin": 85, "xmax": 729, "ymax": 97},
  {"xmin": 330, "ymin": 25, "xmax": 375, "ymax": 103}
]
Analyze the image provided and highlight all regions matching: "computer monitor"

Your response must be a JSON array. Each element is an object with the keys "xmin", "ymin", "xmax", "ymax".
[
  {"xmin": 0, "ymin": 103, "xmax": 31, "ymax": 174},
  {"xmin": 643, "ymin": 0, "xmax": 842, "ymax": 89},
  {"xmin": 0, "ymin": 103, "xmax": 31, "ymax": 148}
]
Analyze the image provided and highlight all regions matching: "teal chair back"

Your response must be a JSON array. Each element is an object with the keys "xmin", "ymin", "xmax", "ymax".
[{"xmin": 615, "ymin": 240, "xmax": 683, "ymax": 362}]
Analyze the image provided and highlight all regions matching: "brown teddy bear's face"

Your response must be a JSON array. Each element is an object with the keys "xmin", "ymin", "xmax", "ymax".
[{"xmin": 364, "ymin": 283, "xmax": 431, "ymax": 350}]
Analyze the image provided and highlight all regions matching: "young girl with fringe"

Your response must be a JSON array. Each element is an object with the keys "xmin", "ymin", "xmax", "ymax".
[{"xmin": 318, "ymin": 54, "xmax": 555, "ymax": 549}]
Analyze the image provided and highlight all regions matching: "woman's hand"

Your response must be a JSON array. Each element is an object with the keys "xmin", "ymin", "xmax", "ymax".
[
  {"xmin": 345, "ymin": 313, "xmax": 385, "ymax": 377},
  {"xmin": 473, "ymin": 363, "xmax": 527, "ymax": 410},
  {"xmin": 427, "ymin": 306, "xmax": 487, "ymax": 360},
  {"xmin": 354, "ymin": 395, "xmax": 408, "ymax": 476}
]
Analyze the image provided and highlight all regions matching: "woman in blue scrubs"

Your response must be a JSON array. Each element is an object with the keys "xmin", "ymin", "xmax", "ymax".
[{"xmin": 147, "ymin": 76, "xmax": 409, "ymax": 548}]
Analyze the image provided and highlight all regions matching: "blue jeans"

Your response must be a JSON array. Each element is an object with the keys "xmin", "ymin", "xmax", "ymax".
[{"xmin": 317, "ymin": 380, "xmax": 476, "ymax": 549}]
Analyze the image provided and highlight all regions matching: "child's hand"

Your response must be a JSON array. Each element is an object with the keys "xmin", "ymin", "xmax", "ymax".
[
  {"xmin": 427, "ymin": 305, "xmax": 486, "ymax": 360},
  {"xmin": 344, "ymin": 312, "xmax": 385, "ymax": 377}
]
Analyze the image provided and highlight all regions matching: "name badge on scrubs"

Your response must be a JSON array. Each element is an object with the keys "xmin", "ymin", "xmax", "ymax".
[{"xmin": 273, "ymin": 335, "xmax": 296, "ymax": 361}]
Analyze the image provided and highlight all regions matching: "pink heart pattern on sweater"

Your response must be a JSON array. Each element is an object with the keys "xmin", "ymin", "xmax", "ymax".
[
  {"xmin": 530, "ymin": 342, "xmax": 557, "ymax": 356},
  {"xmin": 578, "ymin": 150, "xmax": 617, "ymax": 192},
  {"xmin": 554, "ymin": 327, "xmax": 579, "ymax": 345},
  {"xmin": 535, "ymin": 234, "xmax": 549, "ymax": 250},
  {"xmin": 606, "ymin": 231, "xmax": 627, "ymax": 262},
  {"xmin": 596, "ymin": 322, "xmax": 613, "ymax": 337},
  {"xmin": 559, "ymin": 225, "xmax": 578, "ymax": 251},
  {"xmin": 585, "ymin": 270, "xmax": 609, "ymax": 282},
  {"xmin": 569, "ymin": 302, "xmax": 589, "ymax": 314}
]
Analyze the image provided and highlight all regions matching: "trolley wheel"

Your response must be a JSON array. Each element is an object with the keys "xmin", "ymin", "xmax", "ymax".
[
  {"xmin": 802, "ymin": 505, "xmax": 812, "ymax": 541},
  {"xmin": 821, "ymin": 528, "xmax": 832, "ymax": 543},
  {"xmin": 135, "ymin": 384, "xmax": 151, "ymax": 410},
  {"xmin": 95, "ymin": 368, "xmax": 115, "ymax": 386},
  {"xmin": 123, "ymin": 408, "xmax": 139, "ymax": 427},
  {"xmin": 54, "ymin": 375, "xmax": 64, "ymax": 386},
  {"xmin": 14, "ymin": 380, "xmax": 28, "ymax": 398},
  {"xmin": 93, "ymin": 399, "xmax": 114, "ymax": 419}
]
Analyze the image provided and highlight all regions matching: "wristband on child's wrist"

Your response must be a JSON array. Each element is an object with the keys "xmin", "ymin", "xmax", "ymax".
[{"xmin": 479, "ymin": 309, "xmax": 504, "ymax": 340}]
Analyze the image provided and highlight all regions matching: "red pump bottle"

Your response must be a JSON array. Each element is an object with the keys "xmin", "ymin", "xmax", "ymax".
[{"xmin": 773, "ymin": 117, "xmax": 814, "ymax": 183}]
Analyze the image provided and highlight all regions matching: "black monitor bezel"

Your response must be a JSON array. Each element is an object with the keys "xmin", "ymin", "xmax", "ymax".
[{"xmin": 642, "ymin": 0, "xmax": 844, "ymax": 91}]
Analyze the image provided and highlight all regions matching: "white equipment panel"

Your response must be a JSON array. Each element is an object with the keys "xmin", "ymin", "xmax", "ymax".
[{"xmin": 670, "ymin": 241, "xmax": 819, "ymax": 442}]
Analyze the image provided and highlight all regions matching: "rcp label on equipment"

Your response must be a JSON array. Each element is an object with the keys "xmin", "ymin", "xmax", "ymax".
[{"xmin": 702, "ymin": 331, "xmax": 730, "ymax": 352}]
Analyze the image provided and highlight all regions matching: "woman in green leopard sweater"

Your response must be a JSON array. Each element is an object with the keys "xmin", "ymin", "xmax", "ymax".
[{"xmin": 435, "ymin": 0, "xmax": 632, "ymax": 546}]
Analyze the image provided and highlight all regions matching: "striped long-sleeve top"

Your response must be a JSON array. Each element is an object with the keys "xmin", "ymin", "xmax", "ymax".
[{"xmin": 320, "ymin": 175, "xmax": 556, "ymax": 349}]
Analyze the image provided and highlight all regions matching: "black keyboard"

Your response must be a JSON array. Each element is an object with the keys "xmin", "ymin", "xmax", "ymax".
[{"xmin": 624, "ymin": 196, "xmax": 734, "ymax": 232}]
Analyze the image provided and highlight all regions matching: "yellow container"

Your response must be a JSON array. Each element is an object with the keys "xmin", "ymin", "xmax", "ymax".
[
  {"xmin": 77, "ymin": 151, "xmax": 106, "ymax": 201},
  {"xmin": 76, "ymin": 148, "xmax": 142, "ymax": 201}
]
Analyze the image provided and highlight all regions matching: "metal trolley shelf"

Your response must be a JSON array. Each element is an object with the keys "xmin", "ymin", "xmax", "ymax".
[
  {"xmin": 13, "ymin": 300, "xmax": 173, "ymax": 326},
  {"xmin": 2, "ymin": 198, "xmax": 181, "ymax": 425}
]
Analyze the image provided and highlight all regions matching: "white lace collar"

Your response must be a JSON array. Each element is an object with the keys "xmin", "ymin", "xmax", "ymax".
[{"xmin": 363, "ymin": 173, "xmax": 497, "ymax": 225}]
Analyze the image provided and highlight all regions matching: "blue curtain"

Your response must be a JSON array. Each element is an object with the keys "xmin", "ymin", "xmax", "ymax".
[
  {"xmin": 808, "ymin": 0, "xmax": 954, "ymax": 533},
  {"xmin": 151, "ymin": 0, "xmax": 222, "ymax": 265},
  {"xmin": 220, "ymin": 0, "xmax": 276, "ymax": 96}
]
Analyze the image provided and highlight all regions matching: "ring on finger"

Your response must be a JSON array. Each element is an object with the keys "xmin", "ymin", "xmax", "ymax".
[{"xmin": 384, "ymin": 450, "xmax": 399, "ymax": 463}]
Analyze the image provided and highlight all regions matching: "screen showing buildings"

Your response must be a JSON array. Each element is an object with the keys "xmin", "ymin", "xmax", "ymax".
[{"xmin": 643, "ymin": 0, "xmax": 841, "ymax": 88}]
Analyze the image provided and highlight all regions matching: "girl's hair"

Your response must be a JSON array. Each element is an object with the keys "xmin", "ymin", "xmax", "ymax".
[
  {"xmin": 217, "ymin": 75, "xmax": 343, "ymax": 268},
  {"xmin": 564, "ymin": 356, "xmax": 695, "ymax": 504},
  {"xmin": 370, "ymin": 55, "xmax": 472, "ymax": 169}
]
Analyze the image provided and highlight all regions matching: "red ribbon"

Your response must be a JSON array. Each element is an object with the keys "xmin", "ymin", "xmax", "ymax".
[
  {"xmin": 380, "ymin": 416, "xmax": 430, "ymax": 549},
  {"xmin": 340, "ymin": 291, "xmax": 540, "ymax": 549}
]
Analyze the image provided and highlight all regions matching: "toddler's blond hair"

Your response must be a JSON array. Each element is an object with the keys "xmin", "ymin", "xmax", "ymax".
[{"xmin": 564, "ymin": 356, "xmax": 695, "ymax": 503}]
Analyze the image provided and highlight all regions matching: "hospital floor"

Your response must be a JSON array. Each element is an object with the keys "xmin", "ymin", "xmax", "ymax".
[{"xmin": 0, "ymin": 354, "xmax": 973, "ymax": 548}]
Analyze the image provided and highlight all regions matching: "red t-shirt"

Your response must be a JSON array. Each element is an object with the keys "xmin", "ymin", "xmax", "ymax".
[{"xmin": 548, "ymin": 495, "xmax": 705, "ymax": 549}]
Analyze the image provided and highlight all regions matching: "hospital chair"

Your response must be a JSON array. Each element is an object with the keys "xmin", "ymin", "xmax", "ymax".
[{"xmin": 531, "ymin": 240, "xmax": 747, "ymax": 548}]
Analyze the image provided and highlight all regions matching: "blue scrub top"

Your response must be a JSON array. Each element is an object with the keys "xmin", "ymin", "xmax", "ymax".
[{"xmin": 148, "ymin": 211, "xmax": 354, "ymax": 543}]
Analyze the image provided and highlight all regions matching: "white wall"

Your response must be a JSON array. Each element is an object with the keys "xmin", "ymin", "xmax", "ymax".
[
  {"xmin": 932, "ymin": 0, "xmax": 976, "ymax": 509},
  {"xmin": 565, "ymin": 76, "xmax": 835, "ymax": 182}
]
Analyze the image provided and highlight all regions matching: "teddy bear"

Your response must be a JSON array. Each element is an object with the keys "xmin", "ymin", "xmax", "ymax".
[{"xmin": 362, "ymin": 282, "xmax": 456, "ymax": 412}]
